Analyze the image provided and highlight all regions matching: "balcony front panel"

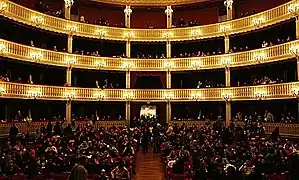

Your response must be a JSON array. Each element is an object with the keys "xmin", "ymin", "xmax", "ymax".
[
  {"xmin": 90, "ymin": 0, "xmax": 207, "ymax": 6},
  {"xmin": 0, "ymin": 0, "xmax": 294, "ymax": 41},
  {"xmin": 1, "ymin": 39, "xmax": 297, "ymax": 71},
  {"xmin": 0, "ymin": 82, "xmax": 297, "ymax": 102}
]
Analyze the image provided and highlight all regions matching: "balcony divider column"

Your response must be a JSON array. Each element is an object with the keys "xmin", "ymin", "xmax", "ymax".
[
  {"xmin": 224, "ymin": 36, "xmax": 230, "ymax": 53},
  {"xmin": 225, "ymin": 101, "xmax": 231, "ymax": 126},
  {"xmin": 225, "ymin": 66, "xmax": 231, "ymax": 126},
  {"xmin": 296, "ymin": 17, "xmax": 299, "ymax": 39},
  {"xmin": 126, "ymin": 101, "xmax": 131, "ymax": 126},
  {"xmin": 166, "ymin": 101, "xmax": 171, "ymax": 126},
  {"xmin": 165, "ymin": 6, "xmax": 173, "ymax": 28},
  {"xmin": 166, "ymin": 41, "xmax": 171, "ymax": 58},
  {"xmin": 65, "ymin": 26, "xmax": 73, "ymax": 124},
  {"xmin": 64, "ymin": 0, "xmax": 73, "ymax": 20},
  {"xmin": 124, "ymin": 5, "xmax": 132, "ymax": 28},
  {"xmin": 224, "ymin": 0, "xmax": 234, "ymax": 20},
  {"xmin": 297, "ymin": 58, "xmax": 299, "ymax": 81}
]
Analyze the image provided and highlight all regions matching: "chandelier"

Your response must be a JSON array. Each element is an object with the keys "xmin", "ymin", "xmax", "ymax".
[
  {"xmin": 124, "ymin": 5, "xmax": 132, "ymax": 16},
  {"xmin": 64, "ymin": 0, "xmax": 74, "ymax": 7},
  {"xmin": 224, "ymin": 0, "xmax": 233, "ymax": 9},
  {"xmin": 165, "ymin": 6, "xmax": 173, "ymax": 16}
]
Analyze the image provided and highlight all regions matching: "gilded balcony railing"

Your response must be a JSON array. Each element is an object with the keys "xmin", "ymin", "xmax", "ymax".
[
  {"xmin": 0, "ymin": 81, "xmax": 298, "ymax": 101},
  {"xmin": 90, "ymin": 0, "xmax": 207, "ymax": 6},
  {"xmin": 0, "ymin": 0, "xmax": 294, "ymax": 41},
  {"xmin": 0, "ymin": 39, "xmax": 298, "ymax": 71}
]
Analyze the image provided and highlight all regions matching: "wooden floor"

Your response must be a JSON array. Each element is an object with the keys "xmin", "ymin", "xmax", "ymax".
[{"xmin": 134, "ymin": 148, "xmax": 165, "ymax": 180}]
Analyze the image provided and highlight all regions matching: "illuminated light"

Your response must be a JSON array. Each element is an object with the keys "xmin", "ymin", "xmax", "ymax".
[
  {"xmin": 66, "ymin": 25, "xmax": 77, "ymax": 35},
  {"xmin": 124, "ymin": 5, "xmax": 132, "ymax": 16},
  {"xmin": 190, "ymin": 29, "xmax": 201, "ymax": 37},
  {"xmin": 254, "ymin": 91, "xmax": 266, "ymax": 99},
  {"xmin": 0, "ymin": 1, "xmax": 8, "ymax": 12},
  {"xmin": 191, "ymin": 92, "xmax": 202, "ymax": 100},
  {"xmin": 164, "ymin": 92, "xmax": 174, "ymax": 100},
  {"xmin": 95, "ymin": 29, "xmax": 107, "ymax": 37},
  {"xmin": 31, "ymin": 15, "xmax": 44, "ymax": 26},
  {"xmin": 191, "ymin": 61, "xmax": 202, "ymax": 69},
  {"xmin": 221, "ymin": 58, "xmax": 231, "ymax": 67},
  {"xmin": 122, "ymin": 61, "xmax": 133, "ymax": 70},
  {"xmin": 0, "ymin": 43, "xmax": 6, "ymax": 53},
  {"xmin": 289, "ymin": 45, "xmax": 299, "ymax": 56},
  {"xmin": 64, "ymin": 91, "xmax": 76, "ymax": 100},
  {"xmin": 65, "ymin": 57, "xmax": 76, "ymax": 66},
  {"xmin": 164, "ymin": 61, "xmax": 175, "ymax": 69},
  {"xmin": 252, "ymin": 17, "xmax": 265, "ymax": 27},
  {"xmin": 165, "ymin": 6, "xmax": 173, "ymax": 16},
  {"xmin": 27, "ymin": 89, "xmax": 42, "ymax": 99},
  {"xmin": 124, "ymin": 31, "xmax": 134, "ymax": 39},
  {"xmin": 224, "ymin": 0, "xmax": 233, "ymax": 9},
  {"xmin": 288, "ymin": 3, "xmax": 299, "ymax": 15},
  {"xmin": 162, "ymin": 32, "xmax": 174, "ymax": 39},
  {"xmin": 222, "ymin": 93, "xmax": 232, "ymax": 101},
  {"xmin": 94, "ymin": 91, "xmax": 105, "ymax": 100},
  {"xmin": 292, "ymin": 88, "xmax": 299, "ymax": 97},
  {"xmin": 64, "ymin": 0, "xmax": 74, "ymax": 7},
  {"xmin": 29, "ymin": 51, "xmax": 43, "ymax": 62},
  {"xmin": 254, "ymin": 53, "xmax": 267, "ymax": 62},
  {"xmin": 123, "ymin": 90, "xmax": 134, "ymax": 101},
  {"xmin": 220, "ymin": 25, "xmax": 231, "ymax": 35},
  {"xmin": 96, "ymin": 61, "xmax": 106, "ymax": 68},
  {"xmin": 0, "ymin": 86, "xmax": 5, "ymax": 95}
]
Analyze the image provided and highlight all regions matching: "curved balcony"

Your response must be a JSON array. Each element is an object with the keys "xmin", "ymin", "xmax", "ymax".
[
  {"xmin": 0, "ymin": 39, "xmax": 297, "ymax": 71},
  {"xmin": 90, "ymin": 0, "xmax": 207, "ymax": 6},
  {"xmin": 0, "ymin": 0, "xmax": 294, "ymax": 41},
  {"xmin": 0, "ymin": 81, "xmax": 297, "ymax": 102}
]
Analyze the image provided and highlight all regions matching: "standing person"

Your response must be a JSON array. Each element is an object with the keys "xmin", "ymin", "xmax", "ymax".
[
  {"xmin": 141, "ymin": 127, "xmax": 149, "ymax": 154},
  {"xmin": 9, "ymin": 124, "xmax": 19, "ymax": 145},
  {"xmin": 152, "ymin": 124, "xmax": 161, "ymax": 153}
]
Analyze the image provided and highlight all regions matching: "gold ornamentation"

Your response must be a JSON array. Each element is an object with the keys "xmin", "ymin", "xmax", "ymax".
[
  {"xmin": 0, "ymin": 86, "xmax": 5, "ymax": 95},
  {"xmin": 31, "ymin": 15, "xmax": 44, "ymax": 26},
  {"xmin": 27, "ymin": 89, "xmax": 42, "ymax": 99},
  {"xmin": 224, "ymin": 0, "xmax": 233, "ymax": 9},
  {"xmin": 64, "ymin": 0, "xmax": 74, "ymax": 7}
]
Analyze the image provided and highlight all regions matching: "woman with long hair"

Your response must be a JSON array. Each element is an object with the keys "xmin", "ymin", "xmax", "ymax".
[{"xmin": 68, "ymin": 164, "xmax": 88, "ymax": 180}]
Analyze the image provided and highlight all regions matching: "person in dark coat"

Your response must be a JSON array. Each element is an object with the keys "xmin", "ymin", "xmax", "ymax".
[{"xmin": 141, "ymin": 128, "xmax": 149, "ymax": 154}]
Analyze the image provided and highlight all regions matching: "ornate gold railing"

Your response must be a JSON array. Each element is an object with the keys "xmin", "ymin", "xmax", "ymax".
[
  {"xmin": 0, "ymin": 120, "xmax": 127, "ymax": 135},
  {"xmin": 90, "ymin": 0, "xmax": 207, "ymax": 6},
  {"xmin": 0, "ymin": 39, "xmax": 297, "ymax": 71},
  {"xmin": 0, "ymin": 81, "xmax": 298, "ymax": 101},
  {"xmin": 0, "ymin": 0, "xmax": 295, "ymax": 41}
]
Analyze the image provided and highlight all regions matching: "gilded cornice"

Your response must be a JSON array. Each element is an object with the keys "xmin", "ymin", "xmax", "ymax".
[
  {"xmin": 0, "ymin": 39, "xmax": 297, "ymax": 71},
  {"xmin": 90, "ymin": 0, "xmax": 208, "ymax": 6},
  {"xmin": 0, "ymin": 0, "xmax": 295, "ymax": 41},
  {"xmin": 0, "ymin": 81, "xmax": 297, "ymax": 101}
]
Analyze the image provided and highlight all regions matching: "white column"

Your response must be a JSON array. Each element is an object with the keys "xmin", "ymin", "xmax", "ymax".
[
  {"xmin": 66, "ymin": 101, "xmax": 71, "ymax": 124},
  {"xmin": 166, "ymin": 71, "xmax": 171, "ymax": 89},
  {"xmin": 126, "ymin": 71, "xmax": 130, "ymax": 88},
  {"xmin": 166, "ymin": 101, "xmax": 171, "ymax": 125},
  {"xmin": 124, "ymin": 5, "xmax": 132, "ymax": 28},
  {"xmin": 165, "ymin": 6, "xmax": 173, "ymax": 28},
  {"xmin": 225, "ymin": 67, "xmax": 230, "ymax": 87},
  {"xmin": 166, "ymin": 41, "xmax": 171, "ymax": 58},
  {"xmin": 126, "ymin": 102, "xmax": 130, "ymax": 126},
  {"xmin": 224, "ymin": 36, "xmax": 230, "ymax": 53},
  {"xmin": 225, "ymin": 101, "xmax": 231, "ymax": 126},
  {"xmin": 126, "ymin": 40, "xmax": 131, "ymax": 58},
  {"xmin": 296, "ymin": 17, "xmax": 299, "ymax": 39},
  {"xmin": 224, "ymin": 0, "xmax": 234, "ymax": 20},
  {"xmin": 64, "ymin": 0, "xmax": 74, "ymax": 20}
]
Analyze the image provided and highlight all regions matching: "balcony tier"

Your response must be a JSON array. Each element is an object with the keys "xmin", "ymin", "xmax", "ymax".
[
  {"xmin": 0, "ymin": 0, "xmax": 294, "ymax": 41},
  {"xmin": 0, "ymin": 39, "xmax": 297, "ymax": 71},
  {"xmin": 89, "ymin": 0, "xmax": 207, "ymax": 6},
  {"xmin": 0, "ymin": 81, "xmax": 298, "ymax": 101}
]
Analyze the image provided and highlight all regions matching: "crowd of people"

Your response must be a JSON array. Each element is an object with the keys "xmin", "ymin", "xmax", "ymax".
[
  {"xmin": 0, "ymin": 114, "xmax": 298, "ymax": 179},
  {"xmin": 4, "ymin": 122, "xmax": 136, "ymax": 179}
]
